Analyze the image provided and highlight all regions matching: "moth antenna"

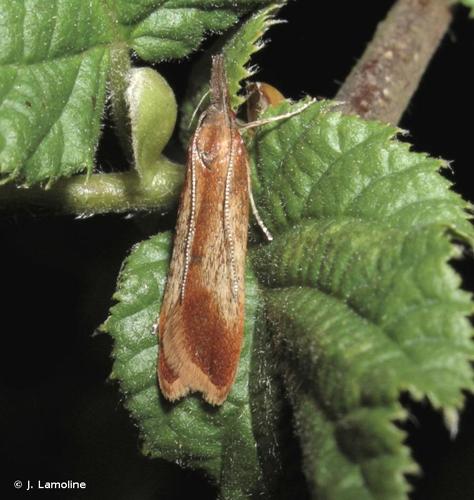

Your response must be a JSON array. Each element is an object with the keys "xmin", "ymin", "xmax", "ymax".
[
  {"xmin": 223, "ymin": 125, "xmax": 239, "ymax": 299},
  {"xmin": 239, "ymin": 98, "xmax": 317, "ymax": 130},
  {"xmin": 188, "ymin": 89, "xmax": 211, "ymax": 129},
  {"xmin": 210, "ymin": 54, "xmax": 239, "ymax": 298},
  {"xmin": 247, "ymin": 165, "xmax": 273, "ymax": 241}
]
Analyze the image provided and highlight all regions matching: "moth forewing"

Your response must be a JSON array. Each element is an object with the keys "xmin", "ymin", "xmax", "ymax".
[{"xmin": 157, "ymin": 55, "xmax": 249, "ymax": 405}]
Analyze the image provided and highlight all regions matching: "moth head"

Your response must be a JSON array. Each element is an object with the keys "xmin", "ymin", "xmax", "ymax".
[{"xmin": 194, "ymin": 109, "xmax": 233, "ymax": 168}]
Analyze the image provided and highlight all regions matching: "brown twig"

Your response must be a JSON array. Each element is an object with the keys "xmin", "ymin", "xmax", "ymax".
[{"xmin": 335, "ymin": 0, "xmax": 456, "ymax": 125}]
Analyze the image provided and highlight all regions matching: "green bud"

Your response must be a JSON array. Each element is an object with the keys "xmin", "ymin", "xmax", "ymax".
[{"xmin": 126, "ymin": 68, "xmax": 177, "ymax": 180}]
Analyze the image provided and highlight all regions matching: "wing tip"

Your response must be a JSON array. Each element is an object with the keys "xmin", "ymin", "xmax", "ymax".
[{"xmin": 158, "ymin": 352, "xmax": 233, "ymax": 406}]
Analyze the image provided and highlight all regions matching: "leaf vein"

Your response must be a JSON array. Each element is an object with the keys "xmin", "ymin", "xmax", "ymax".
[
  {"xmin": 22, "ymin": 61, "xmax": 82, "ymax": 171},
  {"xmin": 303, "ymin": 128, "xmax": 396, "ymax": 215},
  {"xmin": 0, "ymin": 68, "xmax": 19, "ymax": 108},
  {"xmin": 346, "ymin": 162, "xmax": 438, "ymax": 211},
  {"xmin": 46, "ymin": 0, "xmax": 59, "ymax": 58}
]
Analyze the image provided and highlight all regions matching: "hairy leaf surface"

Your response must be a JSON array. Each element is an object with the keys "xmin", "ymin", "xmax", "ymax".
[
  {"xmin": 106, "ymin": 99, "xmax": 473, "ymax": 499},
  {"xmin": 103, "ymin": 233, "xmax": 267, "ymax": 499},
  {"xmin": 0, "ymin": 0, "xmax": 271, "ymax": 184},
  {"xmin": 250, "ymin": 100, "xmax": 474, "ymax": 498}
]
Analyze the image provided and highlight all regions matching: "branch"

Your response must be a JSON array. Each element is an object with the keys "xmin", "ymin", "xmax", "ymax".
[
  {"xmin": 0, "ymin": 157, "xmax": 184, "ymax": 215},
  {"xmin": 335, "ymin": 0, "xmax": 455, "ymax": 124}
]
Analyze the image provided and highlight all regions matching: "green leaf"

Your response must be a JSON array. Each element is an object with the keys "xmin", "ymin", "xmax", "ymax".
[
  {"xmin": 115, "ymin": 0, "xmax": 275, "ymax": 62},
  {"xmin": 286, "ymin": 385, "xmax": 414, "ymax": 500},
  {"xmin": 0, "ymin": 0, "xmax": 272, "ymax": 185},
  {"xmin": 103, "ymin": 233, "xmax": 268, "ymax": 499},
  {"xmin": 250, "ymin": 100, "xmax": 474, "ymax": 498},
  {"xmin": 105, "ymin": 100, "xmax": 473, "ymax": 497},
  {"xmin": 0, "ymin": 1, "xmax": 110, "ymax": 185},
  {"xmin": 180, "ymin": 2, "xmax": 283, "ymax": 145}
]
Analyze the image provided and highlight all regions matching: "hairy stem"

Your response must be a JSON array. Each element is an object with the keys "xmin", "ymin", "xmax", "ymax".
[
  {"xmin": 336, "ymin": 0, "xmax": 455, "ymax": 124},
  {"xmin": 0, "ymin": 157, "xmax": 184, "ymax": 215}
]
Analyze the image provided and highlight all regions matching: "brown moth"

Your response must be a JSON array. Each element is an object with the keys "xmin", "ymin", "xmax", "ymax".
[
  {"xmin": 157, "ymin": 54, "xmax": 315, "ymax": 405},
  {"xmin": 157, "ymin": 55, "xmax": 252, "ymax": 405}
]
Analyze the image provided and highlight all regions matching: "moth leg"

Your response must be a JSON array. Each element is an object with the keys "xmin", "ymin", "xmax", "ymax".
[
  {"xmin": 239, "ymin": 98, "xmax": 317, "ymax": 131},
  {"xmin": 180, "ymin": 128, "xmax": 200, "ymax": 302},
  {"xmin": 247, "ymin": 162, "xmax": 273, "ymax": 242},
  {"xmin": 187, "ymin": 90, "xmax": 211, "ymax": 129},
  {"xmin": 223, "ymin": 129, "xmax": 239, "ymax": 298}
]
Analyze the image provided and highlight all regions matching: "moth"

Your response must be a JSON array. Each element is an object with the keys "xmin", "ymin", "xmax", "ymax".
[{"xmin": 156, "ymin": 54, "xmax": 313, "ymax": 405}]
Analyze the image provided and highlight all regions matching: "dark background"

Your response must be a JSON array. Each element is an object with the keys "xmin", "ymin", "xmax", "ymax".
[{"xmin": 1, "ymin": 1, "xmax": 473, "ymax": 499}]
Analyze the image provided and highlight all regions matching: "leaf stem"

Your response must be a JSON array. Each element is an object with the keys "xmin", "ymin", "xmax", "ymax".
[
  {"xmin": 335, "ymin": 0, "xmax": 456, "ymax": 124},
  {"xmin": 0, "ymin": 157, "xmax": 184, "ymax": 215}
]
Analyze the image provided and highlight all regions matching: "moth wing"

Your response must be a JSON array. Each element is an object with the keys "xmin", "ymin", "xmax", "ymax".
[
  {"xmin": 158, "ymin": 119, "xmax": 249, "ymax": 405},
  {"xmin": 156, "ymin": 141, "xmax": 195, "ymax": 401}
]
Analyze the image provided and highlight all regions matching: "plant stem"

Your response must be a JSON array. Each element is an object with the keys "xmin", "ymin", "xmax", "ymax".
[
  {"xmin": 0, "ymin": 0, "xmax": 457, "ymax": 215},
  {"xmin": 335, "ymin": 0, "xmax": 455, "ymax": 124},
  {"xmin": 0, "ymin": 157, "xmax": 184, "ymax": 215}
]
